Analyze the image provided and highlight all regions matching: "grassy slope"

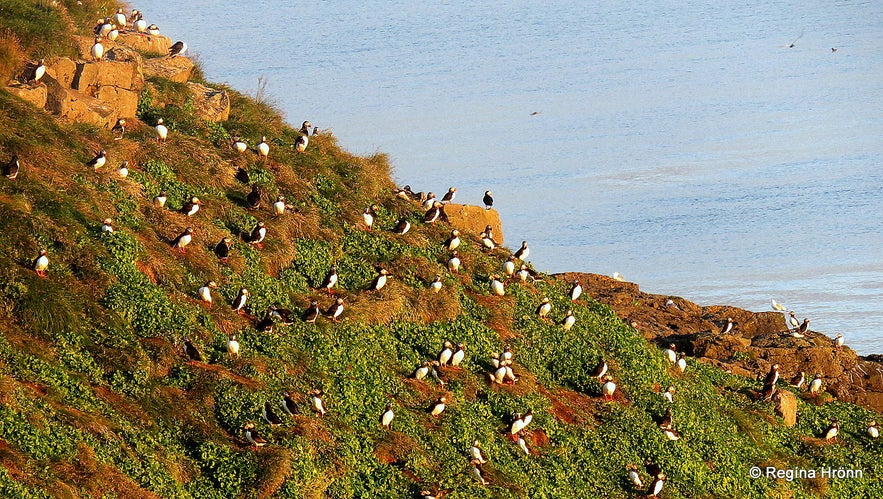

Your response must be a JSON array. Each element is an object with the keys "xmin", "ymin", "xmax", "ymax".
[{"xmin": 0, "ymin": 2, "xmax": 882, "ymax": 498}]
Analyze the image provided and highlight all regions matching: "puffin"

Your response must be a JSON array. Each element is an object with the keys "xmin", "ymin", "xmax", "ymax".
[
  {"xmin": 181, "ymin": 196, "xmax": 202, "ymax": 216},
  {"xmin": 447, "ymin": 251, "xmax": 461, "ymax": 273},
  {"xmin": 763, "ymin": 364, "xmax": 780, "ymax": 387},
  {"xmin": 516, "ymin": 432, "xmax": 530, "ymax": 455},
  {"xmin": 490, "ymin": 364, "xmax": 508, "ymax": 385},
  {"xmin": 272, "ymin": 195, "xmax": 289, "ymax": 216},
  {"xmin": 509, "ymin": 413, "xmax": 527, "ymax": 441},
  {"xmin": 91, "ymin": 36, "xmax": 104, "ymax": 61},
  {"xmin": 413, "ymin": 361, "xmax": 432, "ymax": 381},
  {"xmin": 243, "ymin": 422, "xmax": 267, "ymax": 449},
  {"xmin": 310, "ymin": 389, "xmax": 327, "ymax": 416},
  {"xmin": 662, "ymin": 385, "xmax": 675, "ymax": 403},
  {"xmin": 198, "ymin": 281, "xmax": 218, "ymax": 307},
  {"xmin": 535, "ymin": 297, "xmax": 551, "ymax": 319},
  {"xmin": 100, "ymin": 218, "xmax": 114, "ymax": 233},
  {"xmin": 483, "ymin": 190, "xmax": 494, "ymax": 210},
  {"xmin": 591, "ymin": 357, "xmax": 608, "ymax": 380},
  {"xmin": 513, "ymin": 241, "xmax": 530, "ymax": 261},
  {"xmin": 4, "ymin": 154, "xmax": 20, "ymax": 180},
  {"xmin": 664, "ymin": 343, "xmax": 677, "ymax": 364},
  {"xmin": 562, "ymin": 309, "xmax": 575, "ymax": 331},
  {"xmin": 369, "ymin": 268, "xmax": 389, "ymax": 291},
  {"xmin": 245, "ymin": 184, "xmax": 261, "ymax": 209},
  {"xmin": 626, "ymin": 464, "xmax": 643, "ymax": 489},
  {"xmin": 32, "ymin": 249, "xmax": 49, "ymax": 278},
  {"xmin": 823, "ymin": 418, "xmax": 839, "ymax": 441},
  {"xmin": 470, "ymin": 440, "xmax": 487, "ymax": 464},
  {"xmin": 183, "ymin": 339, "xmax": 202, "ymax": 361},
  {"xmin": 231, "ymin": 288, "xmax": 249, "ymax": 315},
  {"xmin": 248, "ymin": 221, "xmax": 267, "ymax": 248},
  {"xmin": 87, "ymin": 149, "xmax": 107, "ymax": 170},
  {"xmin": 312, "ymin": 125, "xmax": 320, "ymax": 135},
  {"xmin": 320, "ymin": 265, "xmax": 338, "ymax": 294},
  {"xmin": 480, "ymin": 230, "xmax": 496, "ymax": 251},
  {"xmin": 392, "ymin": 218, "xmax": 410, "ymax": 235},
  {"xmin": 423, "ymin": 201, "xmax": 442, "ymax": 223},
  {"xmin": 420, "ymin": 491, "xmax": 437, "ymax": 499},
  {"xmin": 502, "ymin": 255, "xmax": 516, "ymax": 277},
  {"xmin": 429, "ymin": 396, "xmax": 447, "ymax": 417},
  {"xmin": 430, "ymin": 275, "xmax": 443, "ymax": 293},
  {"xmin": 113, "ymin": 8, "xmax": 127, "ymax": 28},
  {"xmin": 809, "ymin": 373, "xmax": 823, "ymax": 395},
  {"xmin": 117, "ymin": 160, "xmax": 129, "ymax": 178},
  {"xmin": 471, "ymin": 460, "xmax": 488, "ymax": 485},
  {"xmin": 323, "ymin": 298, "xmax": 344, "ymax": 322},
  {"xmin": 33, "ymin": 59, "xmax": 45, "ymax": 83},
  {"xmin": 214, "ymin": 237, "xmax": 232, "ymax": 263},
  {"xmin": 569, "ymin": 280, "xmax": 582, "ymax": 301},
  {"xmin": 300, "ymin": 121, "xmax": 312, "ymax": 134},
  {"xmin": 107, "ymin": 27, "xmax": 119, "ymax": 41},
  {"xmin": 438, "ymin": 341, "xmax": 454, "ymax": 366},
  {"xmin": 262, "ymin": 401, "xmax": 283, "ymax": 428},
  {"xmin": 395, "ymin": 185, "xmax": 413, "ymax": 200},
  {"xmin": 302, "ymin": 300, "xmax": 320, "ymax": 323},
  {"xmin": 170, "ymin": 227, "xmax": 193, "ymax": 253},
  {"xmin": 226, "ymin": 334, "xmax": 240, "ymax": 358},
  {"xmin": 719, "ymin": 317, "xmax": 734, "ymax": 335},
  {"xmin": 789, "ymin": 371, "xmax": 805, "ymax": 389},
  {"xmin": 516, "ymin": 265, "xmax": 530, "ymax": 282},
  {"xmin": 794, "ymin": 318, "xmax": 809, "ymax": 335},
  {"xmin": 868, "ymin": 421, "xmax": 879, "ymax": 439},
  {"xmin": 281, "ymin": 392, "xmax": 299, "ymax": 416},
  {"xmin": 648, "ymin": 472, "xmax": 666, "ymax": 498},
  {"xmin": 153, "ymin": 190, "xmax": 167, "ymax": 208},
  {"xmin": 134, "ymin": 13, "xmax": 147, "ymax": 33},
  {"xmin": 421, "ymin": 192, "xmax": 437, "ymax": 211},
  {"xmin": 154, "ymin": 118, "xmax": 168, "ymax": 142},
  {"xmin": 502, "ymin": 346, "xmax": 514, "ymax": 363},
  {"xmin": 168, "ymin": 41, "xmax": 187, "ymax": 58},
  {"xmin": 833, "ymin": 333, "xmax": 844, "ymax": 350},
  {"xmin": 362, "ymin": 206, "xmax": 375, "ymax": 230},
  {"xmin": 380, "ymin": 403, "xmax": 395, "ymax": 429},
  {"xmin": 269, "ymin": 304, "xmax": 294, "ymax": 325},
  {"xmin": 601, "ymin": 375, "xmax": 616, "ymax": 401},
  {"xmin": 257, "ymin": 136, "xmax": 270, "ymax": 161},
  {"xmin": 231, "ymin": 136, "xmax": 247, "ymax": 153},
  {"xmin": 788, "ymin": 311, "xmax": 800, "ymax": 329},
  {"xmin": 659, "ymin": 408, "xmax": 674, "ymax": 430},
  {"xmin": 294, "ymin": 133, "xmax": 308, "ymax": 153},
  {"xmin": 451, "ymin": 344, "xmax": 466, "ymax": 367},
  {"xmin": 111, "ymin": 118, "xmax": 126, "ymax": 139},
  {"xmin": 490, "ymin": 275, "xmax": 505, "ymax": 296},
  {"xmin": 761, "ymin": 381, "xmax": 776, "ymax": 401},
  {"xmin": 675, "ymin": 353, "xmax": 687, "ymax": 374},
  {"xmin": 255, "ymin": 309, "xmax": 275, "ymax": 333},
  {"xmin": 441, "ymin": 187, "xmax": 457, "ymax": 203},
  {"xmin": 147, "ymin": 24, "xmax": 161, "ymax": 36},
  {"xmin": 662, "ymin": 426, "xmax": 680, "ymax": 441}
]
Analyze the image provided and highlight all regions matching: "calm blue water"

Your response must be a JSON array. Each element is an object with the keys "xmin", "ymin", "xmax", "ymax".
[{"xmin": 139, "ymin": 0, "xmax": 883, "ymax": 354}]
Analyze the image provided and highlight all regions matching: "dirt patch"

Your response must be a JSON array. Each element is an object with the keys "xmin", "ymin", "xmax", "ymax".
[{"xmin": 539, "ymin": 386, "xmax": 599, "ymax": 426}]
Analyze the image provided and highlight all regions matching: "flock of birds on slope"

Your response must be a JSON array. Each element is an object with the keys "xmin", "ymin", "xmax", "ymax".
[{"xmin": 3, "ymin": 8, "xmax": 879, "ymax": 498}]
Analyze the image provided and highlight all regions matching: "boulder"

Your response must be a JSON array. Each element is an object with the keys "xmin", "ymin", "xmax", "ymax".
[
  {"xmin": 5, "ymin": 82, "xmax": 47, "ymax": 108},
  {"xmin": 774, "ymin": 390, "xmax": 798, "ymax": 427},
  {"xmin": 143, "ymin": 56, "xmax": 193, "ymax": 83},
  {"xmin": 73, "ymin": 59, "xmax": 144, "ymax": 96},
  {"xmin": 444, "ymin": 204, "xmax": 504, "ymax": 244},
  {"xmin": 96, "ymin": 86, "xmax": 140, "ymax": 118},
  {"xmin": 44, "ymin": 76, "xmax": 116, "ymax": 127},
  {"xmin": 45, "ymin": 57, "xmax": 78, "ymax": 88},
  {"xmin": 115, "ymin": 33, "xmax": 173, "ymax": 56},
  {"xmin": 186, "ymin": 82, "xmax": 230, "ymax": 122}
]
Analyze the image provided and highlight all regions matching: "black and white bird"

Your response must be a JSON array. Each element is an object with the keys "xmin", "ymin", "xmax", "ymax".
[
  {"xmin": 490, "ymin": 275, "xmax": 505, "ymax": 296},
  {"xmin": 441, "ymin": 187, "xmax": 457, "ymax": 203},
  {"xmin": 513, "ymin": 241, "xmax": 530, "ymax": 261},
  {"xmin": 32, "ymin": 249, "xmax": 49, "ymax": 278},
  {"xmin": 421, "ymin": 192, "xmax": 437, "ymax": 211},
  {"xmin": 300, "ymin": 121, "xmax": 313, "ymax": 134},
  {"xmin": 113, "ymin": 8, "xmax": 127, "ymax": 28},
  {"xmin": 516, "ymin": 432, "xmax": 530, "ymax": 455},
  {"xmin": 262, "ymin": 401, "xmax": 283, "ymax": 428},
  {"xmin": 257, "ymin": 136, "xmax": 270, "ymax": 161},
  {"xmin": 243, "ymin": 422, "xmax": 267, "ymax": 449},
  {"xmin": 789, "ymin": 371, "xmax": 805, "ymax": 389},
  {"xmin": 32, "ymin": 59, "xmax": 45, "ymax": 83},
  {"xmin": 423, "ymin": 201, "xmax": 442, "ymax": 223},
  {"xmin": 111, "ymin": 118, "xmax": 126, "ymax": 139},
  {"xmin": 590, "ymin": 357, "xmax": 608, "ymax": 380},
  {"xmin": 198, "ymin": 281, "xmax": 218, "ymax": 307},
  {"xmin": 664, "ymin": 343, "xmax": 677, "ymax": 364},
  {"xmin": 91, "ymin": 36, "xmax": 104, "ymax": 61},
  {"xmin": 601, "ymin": 375, "xmax": 617, "ymax": 401},
  {"xmin": 662, "ymin": 385, "xmax": 675, "ymax": 403},
  {"xmin": 153, "ymin": 190, "xmax": 167, "ymax": 208},
  {"xmin": 168, "ymin": 40, "xmax": 187, "ymax": 58},
  {"xmin": 170, "ymin": 227, "xmax": 193, "ymax": 253},
  {"xmin": 302, "ymin": 300, "xmax": 320, "ymax": 323},
  {"xmin": 648, "ymin": 472, "xmax": 666, "ymax": 498},
  {"xmin": 281, "ymin": 392, "xmax": 299, "ymax": 417},
  {"xmin": 675, "ymin": 353, "xmax": 687, "ymax": 374},
  {"xmin": 429, "ymin": 396, "xmax": 447, "ymax": 417},
  {"xmin": 868, "ymin": 421, "xmax": 879, "ymax": 439},
  {"xmin": 471, "ymin": 459, "xmax": 488, "ymax": 485},
  {"xmin": 269, "ymin": 304, "xmax": 294, "ymax": 325},
  {"xmin": 823, "ymin": 418, "xmax": 839, "ymax": 441},
  {"xmin": 392, "ymin": 218, "xmax": 410, "ymax": 235},
  {"xmin": 438, "ymin": 340, "xmax": 454, "ymax": 366},
  {"xmin": 627, "ymin": 464, "xmax": 643, "ymax": 489},
  {"xmin": 535, "ymin": 297, "xmax": 551, "ymax": 319},
  {"xmin": 231, "ymin": 288, "xmax": 249, "ymax": 315},
  {"xmin": 833, "ymin": 333, "xmax": 845, "ymax": 350},
  {"xmin": 483, "ymin": 190, "xmax": 494, "ymax": 210},
  {"xmin": 369, "ymin": 268, "xmax": 390, "ymax": 291},
  {"xmin": 147, "ymin": 24, "xmax": 161, "ymax": 36},
  {"xmin": 87, "ymin": 149, "xmax": 107, "ymax": 170},
  {"xmin": 183, "ymin": 339, "xmax": 203, "ymax": 361},
  {"xmin": 248, "ymin": 221, "xmax": 267, "ymax": 248},
  {"xmin": 117, "ymin": 160, "xmax": 129, "ymax": 178},
  {"xmin": 214, "ymin": 237, "xmax": 232, "ymax": 263},
  {"xmin": 100, "ymin": 218, "xmax": 114, "ymax": 233},
  {"xmin": 226, "ymin": 334, "xmax": 240, "ymax": 358},
  {"xmin": 310, "ymin": 389, "xmax": 327, "ymax": 416},
  {"xmin": 763, "ymin": 364, "xmax": 780, "ymax": 387},
  {"xmin": 181, "ymin": 196, "xmax": 201, "ymax": 216},
  {"xmin": 451, "ymin": 343, "xmax": 466, "ymax": 367},
  {"xmin": 294, "ymin": 132, "xmax": 309, "ymax": 153},
  {"xmin": 245, "ymin": 184, "xmax": 261, "ymax": 209},
  {"xmin": 809, "ymin": 373, "xmax": 823, "ymax": 395},
  {"xmin": 447, "ymin": 251, "xmax": 461, "ymax": 273},
  {"xmin": 362, "ymin": 206, "xmax": 375, "ymax": 230},
  {"xmin": 153, "ymin": 118, "xmax": 168, "ymax": 142},
  {"xmin": 719, "ymin": 317, "xmax": 734, "ymax": 335},
  {"xmin": 562, "ymin": 309, "xmax": 575, "ymax": 331},
  {"xmin": 320, "ymin": 265, "xmax": 338, "ymax": 294},
  {"xmin": 231, "ymin": 136, "xmax": 247, "ymax": 153},
  {"xmin": 569, "ymin": 280, "xmax": 582, "ymax": 301},
  {"xmin": 430, "ymin": 275, "xmax": 443, "ymax": 293},
  {"xmin": 503, "ymin": 255, "xmax": 516, "ymax": 277},
  {"xmin": 134, "ymin": 12, "xmax": 147, "ymax": 33},
  {"xmin": 324, "ymin": 298, "xmax": 344, "ymax": 322},
  {"xmin": 470, "ymin": 440, "xmax": 487, "ymax": 464},
  {"xmin": 273, "ymin": 195, "xmax": 289, "ymax": 216},
  {"xmin": 380, "ymin": 403, "xmax": 395, "ymax": 429},
  {"xmin": 3, "ymin": 154, "xmax": 20, "ymax": 180}
]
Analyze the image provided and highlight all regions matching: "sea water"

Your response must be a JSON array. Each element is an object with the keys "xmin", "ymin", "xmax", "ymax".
[{"xmin": 138, "ymin": 0, "xmax": 883, "ymax": 354}]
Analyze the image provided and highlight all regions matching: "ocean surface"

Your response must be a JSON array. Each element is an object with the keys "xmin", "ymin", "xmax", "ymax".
[{"xmin": 139, "ymin": 0, "xmax": 883, "ymax": 355}]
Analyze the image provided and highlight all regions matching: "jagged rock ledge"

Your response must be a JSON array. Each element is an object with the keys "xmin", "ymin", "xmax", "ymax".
[{"xmin": 555, "ymin": 271, "xmax": 883, "ymax": 413}]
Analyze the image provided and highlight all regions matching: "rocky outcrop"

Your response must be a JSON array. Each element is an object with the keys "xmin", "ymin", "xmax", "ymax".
[
  {"xmin": 143, "ymin": 56, "xmax": 194, "ymax": 83},
  {"xmin": 774, "ymin": 390, "xmax": 798, "ymax": 426},
  {"xmin": 186, "ymin": 82, "xmax": 230, "ymax": 122},
  {"xmin": 4, "ymin": 82, "xmax": 47, "ymax": 108},
  {"xmin": 555, "ymin": 272, "xmax": 883, "ymax": 413},
  {"xmin": 115, "ymin": 33, "xmax": 173, "ymax": 56},
  {"xmin": 444, "ymin": 204, "xmax": 504, "ymax": 244}
]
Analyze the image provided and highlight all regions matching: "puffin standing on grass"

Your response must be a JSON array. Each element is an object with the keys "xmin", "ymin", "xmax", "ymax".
[
  {"xmin": 591, "ymin": 357, "xmax": 608, "ymax": 381},
  {"xmin": 789, "ymin": 371, "xmax": 805, "ymax": 389},
  {"xmin": 231, "ymin": 136, "xmax": 247, "ymax": 153},
  {"xmin": 447, "ymin": 251, "xmax": 461, "ymax": 273},
  {"xmin": 569, "ymin": 280, "xmax": 582, "ymax": 301},
  {"xmin": 324, "ymin": 297, "xmax": 344, "ymax": 322},
  {"xmin": 430, "ymin": 275, "xmax": 443, "ymax": 293},
  {"xmin": 198, "ymin": 281, "xmax": 218, "ymax": 307},
  {"xmin": 443, "ymin": 230, "xmax": 461, "ymax": 251},
  {"xmin": 302, "ymin": 300, "xmax": 320, "ymax": 323},
  {"xmin": 243, "ymin": 422, "xmax": 267, "ymax": 449},
  {"xmin": 91, "ymin": 36, "xmax": 104, "ymax": 61},
  {"xmin": 868, "ymin": 421, "xmax": 879, "ymax": 439},
  {"xmin": 470, "ymin": 440, "xmax": 487, "ymax": 464},
  {"xmin": 362, "ymin": 206, "xmax": 375, "ymax": 230},
  {"xmin": 272, "ymin": 195, "xmax": 289, "ymax": 216},
  {"xmin": 626, "ymin": 464, "xmax": 643, "ymax": 489},
  {"xmin": 562, "ymin": 309, "xmax": 575, "ymax": 331},
  {"xmin": 809, "ymin": 373, "xmax": 823, "ymax": 396},
  {"xmin": 513, "ymin": 241, "xmax": 530, "ymax": 261},
  {"xmin": 675, "ymin": 353, "xmax": 687, "ymax": 374},
  {"xmin": 451, "ymin": 344, "xmax": 466, "ymax": 367},
  {"xmin": 87, "ymin": 149, "xmax": 107, "ymax": 170},
  {"xmin": 310, "ymin": 389, "xmax": 327, "ymax": 416},
  {"xmin": 262, "ymin": 402, "xmax": 283, "ymax": 428},
  {"xmin": 231, "ymin": 288, "xmax": 249, "ymax": 315},
  {"xmin": 226, "ymin": 334, "xmax": 240, "ymax": 358},
  {"xmin": 438, "ymin": 341, "xmax": 454, "ymax": 366},
  {"xmin": 535, "ymin": 297, "xmax": 551, "ymax": 320},
  {"xmin": 181, "ymin": 196, "xmax": 202, "ymax": 216},
  {"xmin": 170, "ymin": 227, "xmax": 193, "ymax": 253},
  {"xmin": 648, "ymin": 472, "xmax": 666, "ymax": 498},
  {"xmin": 257, "ymin": 136, "xmax": 270, "ymax": 161},
  {"xmin": 369, "ymin": 268, "xmax": 390, "ymax": 291},
  {"xmin": 320, "ymin": 265, "xmax": 338, "ymax": 294},
  {"xmin": 111, "ymin": 118, "xmax": 126, "ymax": 139},
  {"xmin": 32, "ymin": 250, "xmax": 49, "ymax": 278},
  {"xmin": 153, "ymin": 190, "xmax": 167, "ymax": 208},
  {"xmin": 490, "ymin": 275, "xmax": 505, "ymax": 296},
  {"xmin": 281, "ymin": 392, "xmax": 299, "ymax": 417},
  {"xmin": 823, "ymin": 418, "xmax": 839, "ymax": 441},
  {"xmin": 4, "ymin": 155, "xmax": 20, "ymax": 180},
  {"xmin": 183, "ymin": 339, "xmax": 203, "ymax": 361},
  {"xmin": 441, "ymin": 187, "xmax": 457, "ymax": 203},
  {"xmin": 154, "ymin": 118, "xmax": 168, "ymax": 143},
  {"xmin": 380, "ymin": 403, "xmax": 395, "ymax": 429},
  {"xmin": 294, "ymin": 132, "xmax": 309, "ymax": 153},
  {"xmin": 601, "ymin": 375, "xmax": 617, "ymax": 401},
  {"xmin": 503, "ymin": 255, "xmax": 516, "ymax": 277},
  {"xmin": 214, "ymin": 237, "xmax": 232, "ymax": 263},
  {"xmin": 392, "ymin": 218, "xmax": 410, "ymax": 235},
  {"xmin": 246, "ymin": 184, "xmax": 261, "ymax": 209},
  {"xmin": 664, "ymin": 343, "xmax": 677, "ymax": 364},
  {"xmin": 248, "ymin": 221, "xmax": 267, "ymax": 248},
  {"xmin": 429, "ymin": 396, "xmax": 447, "ymax": 417},
  {"xmin": 117, "ymin": 161, "xmax": 129, "ymax": 178}
]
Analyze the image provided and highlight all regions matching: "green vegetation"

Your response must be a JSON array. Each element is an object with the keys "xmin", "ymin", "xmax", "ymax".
[{"xmin": 0, "ymin": 2, "xmax": 880, "ymax": 498}]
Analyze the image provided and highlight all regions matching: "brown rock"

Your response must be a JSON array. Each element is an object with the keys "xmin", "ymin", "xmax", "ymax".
[
  {"xmin": 45, "ymin": 57, "xmax": 78, "ymax": 88},
  {"xmin": 186, "ymin": 82, "xmax": 230, "ymax": 122},
  {"xmin": 444, "ymin": 204, "xmax": 504, "ymax": 244},
  {"xmin": 44, "ymin": 77, "xmax": 115, "ymax": 127},
  {"xmin": 143, "ymin": 57, "xmax": 194, "ymax": 83},
  {"xmin": 96, "ymin": 86, "xmax": 140, "ymax": 118},
  {"xmin": 115, "ymin": 33, "xmax": 173, "ymax": 56},
  {"xmin": 5, "ymin": 82, "xmax": 48, "ymax": 108},
  {"xmin": 774, "ymin": 390, "xmax": 798, "ymax": 427},
  {"xmin": 73, "ymin": 59, "xmax": 144, "ymax": 95}
]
